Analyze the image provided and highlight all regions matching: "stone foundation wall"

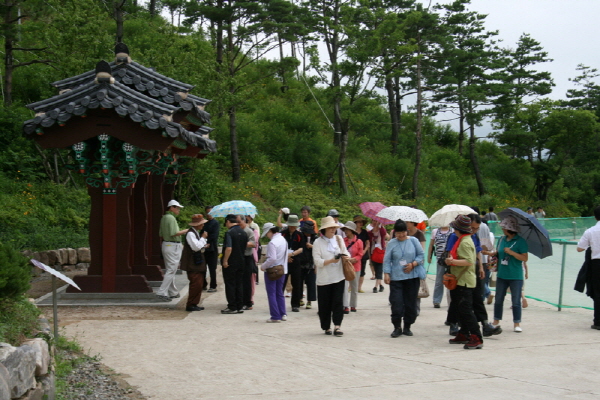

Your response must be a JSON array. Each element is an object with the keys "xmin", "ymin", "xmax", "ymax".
[
  {"xmin": 0, "ymin": 318, "xmax": 54, "ymax": 400},
  {"xmin": 22, "ymin": 248, "xmax": 91, "ymax": 275}
]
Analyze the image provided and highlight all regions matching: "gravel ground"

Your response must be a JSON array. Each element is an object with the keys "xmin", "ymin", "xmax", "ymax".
[{"xmin": 59, "ymin": 350, "xmax": 146, "ymax": 400}]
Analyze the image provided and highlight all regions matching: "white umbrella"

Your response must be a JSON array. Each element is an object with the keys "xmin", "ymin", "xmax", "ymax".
[
  {"xmin": 376, "ymin": 206, "xmax": 428, "ymax": 223},
  {"xmin": 428, "ymin": 204, "xmax": 476, "ymax": 228}
]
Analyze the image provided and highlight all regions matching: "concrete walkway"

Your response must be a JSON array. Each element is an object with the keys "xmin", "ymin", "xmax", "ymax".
[{"xmin": 63, "ymin": 273, "xmax": 600, "ymax": 399}]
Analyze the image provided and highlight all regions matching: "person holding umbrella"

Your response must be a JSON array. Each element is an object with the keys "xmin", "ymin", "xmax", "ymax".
[{"xmin": 483, "ymin": 215, "xmax": 529, "ymax": 332}]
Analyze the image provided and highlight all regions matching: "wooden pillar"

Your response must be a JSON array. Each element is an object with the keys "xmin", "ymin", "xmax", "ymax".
[
  {"xmin": 148, "ymin": 174, "xmax": 165, "ymax": 268},
  {"xmin": 102, "ymin": 188, "xmax": 118, "ymax": 292}
]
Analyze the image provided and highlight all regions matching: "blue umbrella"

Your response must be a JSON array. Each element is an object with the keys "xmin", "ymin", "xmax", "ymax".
[
  {"xmin": 498, "ymin": 207, "xmax": 553, "ymax": 259},
  {"xmin": 209, "ymin": 200, "xmax": 258, "ymax": 218}
]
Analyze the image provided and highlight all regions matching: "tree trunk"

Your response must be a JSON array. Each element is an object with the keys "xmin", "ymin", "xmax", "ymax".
[
  {"xmin": 3, "ymin": 0, "xmax": 15, "ymax": 107},
  {"xmin": 229, "ymin": 105, "xmax": 240, "ymax": 182},
  {"xmin": 114, "ymin": 1, "xmax": 125, "ymax": 44},
  {"xmin": 386, "ymin": 76, "xmax": 400, "ymax": 155},
  {"xmin": 338, "ymin": 124, "xmax": 348, "ymax": 195},
  {"xmin": 457, "ymin": 84, "xmax": 465, "ymax": 156},
  {"xmin": 468, "ymin": 122, "xmax": 485, "ymax": 196},
  {"xmin": 412, "ymin": 56, "xmax": 423, "ymax": 199},
  {"xmin": 149, "ymin": 0, "xmax": 157, "ymax": 16}
]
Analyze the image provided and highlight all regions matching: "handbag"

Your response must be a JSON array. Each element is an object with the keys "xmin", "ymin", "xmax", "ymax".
[
  {"xmin": 371, "ymin": 247, "xmax": 384, "ymax": 263},
  {"xmin": 418, "ymin": 279, "xmax": 429, "ymax": 298},
  {"xmin": 266, "ymin": 265, "xmax": 284, "ymax": 281},
  {"xmin": 336, "ymin": 236, "xmax": 356, "ymax": 281}
]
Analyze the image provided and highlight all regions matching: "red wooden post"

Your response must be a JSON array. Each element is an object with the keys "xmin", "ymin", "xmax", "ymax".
[{"xmin": 101, "ymin": 189, "xmax": 118, "ymax": 292}]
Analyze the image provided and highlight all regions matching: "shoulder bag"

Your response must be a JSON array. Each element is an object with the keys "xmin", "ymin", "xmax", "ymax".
[
  {"xmin": 336, "ymin": 235, "xmax": 356, "ymax": 281},
  {"xmin": 442, "ymin": 234, "xmax": 470, "ymax": 290},
  {"xmin": 266, "ymin": 265, "xmax": 285, "ymax": 281}
]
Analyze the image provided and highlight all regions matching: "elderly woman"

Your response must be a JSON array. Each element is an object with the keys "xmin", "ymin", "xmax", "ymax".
[
  {"xmin": 383, "ymin": 220, "xmax": 425, "ymax": 337},
  {"xmin": 313, "ymin": 216, "xmax": 349, "ymax": 336},
  {"xmin": 260, "ymin": 223, "xmax": 289, "ymax": 323},
  {"xmin": 369, "ymin": 220, "xmax": 389, "ymax": 293},
  {"xmin": 483, "ymin": 215, "xmax": 528, "ymax": 332},
  {"xmin": 342, "ymin": 221, "xmax": 364, "ymax": 313},
  {"xmin": 180, "ymin": 214, "xmax": 208, "ymax": 312}
]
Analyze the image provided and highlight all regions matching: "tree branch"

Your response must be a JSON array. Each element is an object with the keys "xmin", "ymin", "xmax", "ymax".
[
  {"xmin": 13, "ymin": 47, "xmax": 48, "ymax": 52},
  {"xmin": 13, "ymin": 59, "xmax": 53, "ymax": 68}
]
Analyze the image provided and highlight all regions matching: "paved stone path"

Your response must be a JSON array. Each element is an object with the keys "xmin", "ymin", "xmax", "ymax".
[{"xmin": 64, "ymin": 273, "xmax": 600, "ymax": 399}]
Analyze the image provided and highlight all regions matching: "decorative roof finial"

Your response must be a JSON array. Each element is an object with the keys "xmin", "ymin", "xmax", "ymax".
[
  {"xmin": 95, "ymin": 60, "xmax": 114, "ymax": 84},
  {"xmin": 114, "ymin": 43, "xmax": 131, "ymax": 65}
]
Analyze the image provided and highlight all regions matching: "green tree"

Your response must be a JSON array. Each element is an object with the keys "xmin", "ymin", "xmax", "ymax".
[{"xmin": 564, "ymin": 64, "xmax": 600, "ymax": 116}]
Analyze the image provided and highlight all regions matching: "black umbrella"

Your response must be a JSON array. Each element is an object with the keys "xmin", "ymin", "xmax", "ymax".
[{"xmin": 498, "ymin": 207, "xmax": 553, "ymax": 259}]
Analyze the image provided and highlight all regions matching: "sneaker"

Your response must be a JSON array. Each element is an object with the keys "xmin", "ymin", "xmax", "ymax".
[
  {"xmin": 449, "ymin": 323, "xmax": 459, "ymax": 336},
  {"xmin": 343, "ymin": 307, "xmax": 350, "ymax": 314},
  {"xmin": 207, "ymin": 288, "xmax": 217, "ymax": 293},
  {"xmin": 373, "ymin": 287, "xmax": 378, "ymax": 293},
  {"xmin": 285, "ymin": 292, "xmax": 291, "ymax": 297},
  {"xmin": 237, "ymin": 309, "xmax": 244, "ymax": 314},
  {"xmin": 463, "ymin": 334, "xmax": 483, "ymax": 349},
  {"xmin": 482, "ymin": 323, "xmax": 502, "ymax": 337},
  {"xmin": 402, "ymin": 326, "xmax": 413, "ymax": 336},
  {"xmin": 391, "ymin": 328, "xmax": 402, "ymax": 338},
  {"xmin": 358, "ymin": 289, "xmax": 365, "ymax": 293},
  {"xmin": 281, "ymin": 314, "xmax": 287, "ymax": 321},
  {"xmin": 221, "ymin": 308, "xmax": 238, "ymax": 314},
  {"xmin": 156, "ymin": 295, "xmax": 171, "ymax": 302},
  {"xmin": 300, "ymin": 300, "xmax": 305, "ymax": 306},
  {"xmin": 434, "ymin": 303, "xmax": 440, "ymax": 308},
  {"xmin": 169, "ymin": 294, "xmax": 180, "ymax": 299},
  {"xmin": 379, "ymin": 285, "xmax": 384, "ymax": 292},
  {"xmin": 306, "ymin": 302, "xmax": 312, "ymax": 309},
  {"xmin": 266, "ymin": 319, "xmax": 281, "ymax": 323},
  {"xmin": 242, "ymin": 305, "xmax": 253, "ymax": 311},
  {"xmin": 351, "ymin": 307, "xmax": 357, "ymax": 312},
  {"xmin": 449, "ymin": 333, "xmax": 470, "ymax": 344},
  {"xmin": 514, "ymin": 326, "xmax": 522, "ymax": 333},
  {"xmin": 185, "ymin": 305, "xmax": 205, "ymax": 312},
  {"xmin": 591, "ymin": 325, "xmax": 600, "ymax": 330},
  {"xmin": 292, "ymin": 307, "xmax": 300, "ymax": 312},
  {"xmin": 487, "ymin": 294, "xmax": 494, "ymax": 304}
]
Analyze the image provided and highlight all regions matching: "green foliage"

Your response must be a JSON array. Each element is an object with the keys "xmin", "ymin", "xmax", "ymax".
[
  {"xmin": 0, "ymin": 243, "xmax": 32, "ymax": 299},
  {"xmin": 0, "ymin": 297, "xmax": 40, "ymax": 345}
]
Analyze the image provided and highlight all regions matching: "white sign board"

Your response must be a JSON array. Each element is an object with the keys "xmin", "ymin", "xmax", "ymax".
[{"xmin": 30, "ymin": 259, "xmax": 81, "ymax": 291}]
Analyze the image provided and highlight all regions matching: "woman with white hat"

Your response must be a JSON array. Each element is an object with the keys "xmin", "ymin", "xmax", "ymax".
[
  {"xmin": 313, "ymin": 216, "xmax": 349, "ymax": 336},
  {"xmin": 483, "ymin": 215, "xmax": 529, "ymax": 332},
  {"xmin": 342, "ymin": 221, "xmax": 364, "ymax": 313},
  {"xmin": 260, "ymin": 223, "xmax": 289, "ymax": 323}
]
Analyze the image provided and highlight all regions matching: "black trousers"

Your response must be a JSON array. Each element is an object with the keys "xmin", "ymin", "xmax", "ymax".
[
  {"xmin": 447, "ymin": 274, "xmax": 488, "ymax": 324},
  {"xmin": 452, "ymin": 285, "xmax": 483, "ymax": 339},
  {"xmin": 222, "ymin": 262, "xmax": 244, "ymax": 310},
  {"xmin": 591, "ymin": 260, "xmax": 600, "ymax": 325},
  {"xmin": 243, "ymin": 255, "xmax": 256, "ymax": 307},
  {"xmin": 284, "ymin": 262, "xmax": 304, "ymax": 308},
  {"xmin": 204, "ymin": 250, "xmax": 219, "ymax": 290},
  {"xmin": 301, "ymin": 268, "xmax": 317, "ymax": 302},
  {"xmin": 317, "ymin": 280, "xmax": 345, "ymax": 331},
  {"xmin": 389, "ymin": 278, "xmax": 420, "ymax": 328}
]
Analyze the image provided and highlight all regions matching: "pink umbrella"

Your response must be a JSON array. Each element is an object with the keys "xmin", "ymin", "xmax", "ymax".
[{"xmin": 359, "ymin": 202, "xmax": 395, "ymax": 225}]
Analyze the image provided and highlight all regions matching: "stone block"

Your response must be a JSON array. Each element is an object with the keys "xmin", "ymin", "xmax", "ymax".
[
  {"xmin": 21, "ymin": 339, "xmax": 49, "ymax": 376},
  {"xmin": 39, "ymin": 372, "xmax": 55, "ymax": 400},
  {"xmin": 0, "ymin": 343, "xmax": 36, "ymax": 398},
  {"xmin": 0, "ymin": 363, "xmax": 10, "ymax": 400},
  {"xmin": 61, "ymin": 265, "xmax": 74, "ymax": 272},
  {"xmin": 75, "ymin": 263, "xmax": 89, "ymax": 271},
  {"xmin": 58, "ymin": 249, "xmax": 68, "ymax": 265},
  {"xmin": 66, "ymin": 248, "xmax": 77, "ymax": 265},
  {"xmin": 77, "ymin": 248, "xmax": 91, "ymax": 263},
  {"xmin": 21, "ymin": 250, "xmax": 33, "ymax": 259},
  {"xmin": 20, "ymin": 382, "xmax": 44, "ymax": 400},
  {"xmin": 37, "ymin": 252, "xmax": 49, "ymax": 266},
  {"xmin": 46, "ymin": 250, "xmax": 61, "ymax": 266}
]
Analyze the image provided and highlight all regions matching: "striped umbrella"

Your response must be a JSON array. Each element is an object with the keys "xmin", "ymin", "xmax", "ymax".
[{"xmin": 209, "ymin": 200, "xmax": 258, "ymax": 218}]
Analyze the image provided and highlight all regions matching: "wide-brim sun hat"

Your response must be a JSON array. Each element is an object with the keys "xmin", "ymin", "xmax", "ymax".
[
  {"xmin": 499, "ymin": 215, "xmax": 520, "ymax": 232},
  {"xmin": 353, "ymin": 215, "xmax": 367, "ymax": 224},
  {"xmin": 450, "ymin": 214, "xmax": 472, "ymax": 234},
  {"xmin": 261, "ymin": 222, "xmax": 275, "ymax": 238},
  {"xmin": 189, "ymin": 214, "xmax": 208, "ymax": 226},
  {"xmin": 342, "ymin": 221, "xmax": 358, "ymax": 235},
  {"xmin": 320, "ymin": 216, "xmax": 339, "ymax": 230},
  {"xmin": 286, "ymin": 214, "xmax": 300, "ymax": 227},
  {"xmin": 167, "ymin": 199, "xmax": 184, "ymax": 208}
]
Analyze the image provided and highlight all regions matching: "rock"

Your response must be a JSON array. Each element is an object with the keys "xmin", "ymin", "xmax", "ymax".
[
  {"xmin": 77, "ymin": 248, "xmax": 91, "ymax": 263},
  {"xmin": 58, "ymin": 248, "xmax": 69, "ymax": 265},
  {"xmin": 21, "ymin": 249, "xmax": 33, "ymax": 258},
  {"xmin": 37, "ymin": 252, "xmax": 49, "ymax": 266},
  {"xmin": 37, "ymin": 318, "xmax": 52, "ymax": 337},
  {"xmin": 0, "ymin": 363, "xmax": 10, "ymax": 400},
  {"xmin": 46, "ymin": 250, "xmax": 61, "ymax": 266},
  {"xmin": 32, "ymin": 252, "xmax": 40, "ymax": 262},
  {"xmin": 75, "ymin": 263, "xmax": 89, "ymax": 271},
  {"xmin": 0, "ymin": 343, "xmax": 36, "ymax": 398},
  {"xmin": 61, "ymin": 265, "xmax": 74, "ymax": 272},
  {"xmin": 20, "ymin": 381, "xmax": 44, "ymax": 400},
  {"xmin": 39, "ymin": 372, "xmax": 55, "ymax": 400},
  {"xmin": 66, "ymin": 248, "xmax": 77, "ymax": 265},
  {"xmin": 22, "ymin": 339, "xmax": 49, "ymax": 376}
]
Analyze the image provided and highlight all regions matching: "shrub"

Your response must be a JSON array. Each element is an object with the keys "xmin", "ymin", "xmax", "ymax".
[
  {"xmin": 0, "ymin": 297, "xmax": 40, "ymax": 345},
  {"xmin": 0, "ymin": 242, "xmax": 32, "ymax": 299}
]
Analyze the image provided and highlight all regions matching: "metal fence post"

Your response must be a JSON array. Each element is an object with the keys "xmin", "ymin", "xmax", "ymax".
[{"xmin": 558, "ymin": 242, "xmax": 567, "ymax": 311}]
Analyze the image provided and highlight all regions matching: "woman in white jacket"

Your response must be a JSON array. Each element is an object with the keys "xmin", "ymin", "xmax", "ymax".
[
  {"xmin": 313, "ymin": 216, "xmax": 349, "ymax": 336},
  {"xmin": 260, "ymin": 223, "xmax": 289, "ymax": 323}
]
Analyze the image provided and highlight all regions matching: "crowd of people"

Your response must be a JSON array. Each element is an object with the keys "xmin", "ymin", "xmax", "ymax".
[{"xmin": 156, "ymin": 200, "xmax": 600, "ymax": 350}]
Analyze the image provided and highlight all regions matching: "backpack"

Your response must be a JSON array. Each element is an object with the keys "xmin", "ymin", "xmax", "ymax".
[{"xmin": 433, "ymin": 228, "xmax": 451, "ymax": 258}]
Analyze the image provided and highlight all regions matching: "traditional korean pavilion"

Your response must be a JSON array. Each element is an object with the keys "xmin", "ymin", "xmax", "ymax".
[{"xmin": 23, "ymin": 44, "xmax": 216, "ymax": 293}]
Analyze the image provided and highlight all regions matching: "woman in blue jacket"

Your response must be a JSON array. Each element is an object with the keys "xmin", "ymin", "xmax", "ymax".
[{"xmin": 383, "ymin": 220, "xmax": 425, "ymax": 338}]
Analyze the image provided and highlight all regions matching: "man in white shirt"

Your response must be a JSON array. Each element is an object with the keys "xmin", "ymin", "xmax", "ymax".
[
  {"xmin": 577, "ymin": 206, "xmax": 600, "ymax": 329},
  {"xmin": 181, "ymin": 214, "xmax": 208, "ymax": 312}
]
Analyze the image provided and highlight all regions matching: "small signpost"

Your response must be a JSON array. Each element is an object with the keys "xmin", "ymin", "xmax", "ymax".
[{"xmin": 30, "ymin": 259, "xmax": 81, "ymax": 338}]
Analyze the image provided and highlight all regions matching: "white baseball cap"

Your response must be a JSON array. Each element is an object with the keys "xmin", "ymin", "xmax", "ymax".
[
  {"xmin": 167, "ymin": 199, "xmax": 184, "ymax": 208},
  {"xmin": 261, "ymin": 222, "xmax": 275, "ymax": 238},
  {"xmin": 281, "ymin": 207, "xmax": 290, "ymax": 214}
]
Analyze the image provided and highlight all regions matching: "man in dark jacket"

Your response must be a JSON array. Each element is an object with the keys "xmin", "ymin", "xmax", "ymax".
[
  {"xmin": 221, "ymin": 214, "xmax": 248, "ymax": 314},
  {"xmin": 203, "ymin": 205, "xmax": 220, "ymax": 292}
]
